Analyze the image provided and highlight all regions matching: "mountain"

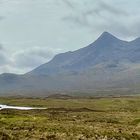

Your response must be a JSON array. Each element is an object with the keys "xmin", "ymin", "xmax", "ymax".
[
  {"xmin": 0, "ymin": 32, "xmax": 140, "ymax": 96},
  {"xmin": 27, "ymin": 32, "xmax": 124, "ymax": 75},
  {"xmin": 27, "ymin": 32, "xmax": 140, "ymax": 75}
]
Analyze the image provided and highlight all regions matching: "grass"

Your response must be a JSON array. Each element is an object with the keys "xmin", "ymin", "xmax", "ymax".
[{"xmin": 0, "ymin": 97, "xmax": 140, "ymax": 139}]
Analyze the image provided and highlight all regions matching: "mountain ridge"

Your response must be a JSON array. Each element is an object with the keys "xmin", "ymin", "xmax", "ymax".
[
  {"xmin": 27, "ymin": 31, "xmax": 140, "ymax": 76},
  {"xmin": 0, "ymin": 31, "xmax": 140, "ymax": 96}
]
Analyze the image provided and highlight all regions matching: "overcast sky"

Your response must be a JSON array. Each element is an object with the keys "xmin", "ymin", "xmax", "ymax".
[{"xmin": 0, "ymin": 0, "xmax": 140, "ymax": 74}]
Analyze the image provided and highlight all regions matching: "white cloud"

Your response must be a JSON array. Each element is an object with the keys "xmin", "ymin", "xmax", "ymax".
[
  {"xmin": 0, "ymin": 46, "xmax": 62, "ymax": 74},
  {"xmin": 13, "ymin": 46, "xmax": 61, "ymax": 69}
]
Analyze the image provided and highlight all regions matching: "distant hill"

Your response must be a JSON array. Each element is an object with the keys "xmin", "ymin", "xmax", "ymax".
[{"xmin": 0, "ymin": 32, "xmax": 140, "ymax": 96}]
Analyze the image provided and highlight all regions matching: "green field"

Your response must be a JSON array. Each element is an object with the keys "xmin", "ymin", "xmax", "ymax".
[{"xmin": 0, "ymin": 97, "xmax": 140, "ymax": 140}]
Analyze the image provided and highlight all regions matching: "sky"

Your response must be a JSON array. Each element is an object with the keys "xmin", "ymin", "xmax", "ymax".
[{"xmin": 0, "ymin": 0, "xmax": 140, "ymax": 74}]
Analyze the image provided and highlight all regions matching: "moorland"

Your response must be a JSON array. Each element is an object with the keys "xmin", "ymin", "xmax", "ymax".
[{"xmin": 0, "ymin": 96, "xmax": 140, "ymax": 140}]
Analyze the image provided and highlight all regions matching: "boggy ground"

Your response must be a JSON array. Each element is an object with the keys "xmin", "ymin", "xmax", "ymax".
[{"xmin": 0, "ymin": 96, "xmax": 140, "ymax": 140}]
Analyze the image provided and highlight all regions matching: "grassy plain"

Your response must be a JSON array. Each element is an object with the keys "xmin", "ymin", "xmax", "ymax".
[{"xmin": 0, "ymin": 96, "xmax": 140, "ymax": 140}]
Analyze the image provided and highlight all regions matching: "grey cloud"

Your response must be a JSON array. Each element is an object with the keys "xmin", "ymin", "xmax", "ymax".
[
  {"xmin": 63, "ymin": 15, "xmax": 89, "ymax": 27},
  {"xmin": 0, "ymin": 43, "xmax": 63, "ymax": 74},
  {"xmin": 0, "ymin": 47, "xmax": 12, "ymax": 73},
  {"xmin": 0, "ymin": 45, "xmax": 62, "ymax": 74},
  {"xmin": 0, "ymin": 48, "xmax": 9, "ymax": 66},
  {"xmin": 61, "ymin": 0, "xmax": 75, "ymax": 9},
  {"xmin": 125, "ymin": 20, "xmax": 140, "ymax": 39},
  {"xmin": 0, "ymin": 44, "xmax": 3, "ymax": 50},
  {"xmin": 97, "ymin": 0, "xmax": 128, "ymax": 16},
  {"xmin": 61, "ymin": 0, "xmax": 139, "ymax": 40},
  {"xmin": 62, "ymin": 0, "xmax": 129, "ymax": 27},
  {"xmin": 0, "ymin": 53, "xmax": 7, "ymax": 66},
  {"xmin": 13, "ymin": 47, "xmax": 61, "ymax": 69},
  {"xmin": 0, "ymin": 16, "xmax": 4, "ymax": 21}
]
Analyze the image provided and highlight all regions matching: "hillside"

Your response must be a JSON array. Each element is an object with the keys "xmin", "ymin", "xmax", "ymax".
[{"xmin": 0, "ymin": 32, "xmax": 140, "ymax": 96}]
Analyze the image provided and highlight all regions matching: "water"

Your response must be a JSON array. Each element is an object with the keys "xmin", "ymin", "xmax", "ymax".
[{"xmin": 0, "ymin": 104, "xmax": 46, "ymax": 110}]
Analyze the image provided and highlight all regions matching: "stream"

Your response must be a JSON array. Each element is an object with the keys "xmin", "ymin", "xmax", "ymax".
[{"xmin": 0, "ymin": 104, "xmax": 46, "ymax": 110}]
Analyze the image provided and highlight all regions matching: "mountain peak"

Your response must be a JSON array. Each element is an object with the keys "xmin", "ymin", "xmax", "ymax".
[
  {"xmin": 93, "ymin": 32, "xmax": 121, "ymax": 45},
  {"xmin": 101, "ymin": 31, "xmax": 112, "ymax": 36},
  {"xmin": 99, "ymin": 31, "xmax": 117, "ymax": 40}
]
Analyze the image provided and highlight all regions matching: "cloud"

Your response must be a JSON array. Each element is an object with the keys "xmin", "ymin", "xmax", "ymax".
[
  {"xmin": 61, "ymin": 0, "xmax": 75, "ymax": 9},
  {"xmin": 0, "ymin": 44, "xmax": 3, "ymax": 50},
  {"xmin": 0, "ymin": 16, "xmax": 4, "ymax": 21},
  {"xmin": 11, "ymin": 46, "xmax": 62, "ymax": 73},
  {"xmin": 0, "ymin": 45, "xmax": 62, "ymax": 74},
  {"xmin": 61, "ymin": 0, "xmax": 140, "ymax": 39},
  {"xmin": 62, "ymin": 0, "xmax": 128, "ymax": 27},
  {"xmin": 0, "ymin": 53, "xmax": 8, "ymax": 66},
  {"xmin": 97, "ymin": 0, "xmax": 128, "ymax": 16},
  {"xmin": 0, "ymin": 45, "xmax": 9, "ymax": 66}
]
